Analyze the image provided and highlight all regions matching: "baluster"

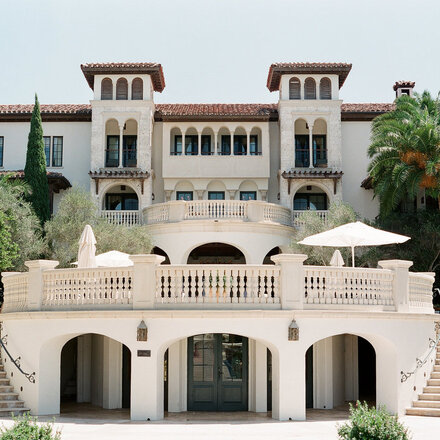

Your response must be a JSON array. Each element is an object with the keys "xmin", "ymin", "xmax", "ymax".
[
  {"xmin": 231, "ymin": 268, "xmax": 238, "ymax": 303},
  {"xmin": 272, "ymin": 268, "xmax": 280, "ymax": 303},
  {"xmin": 182, "ymin": 268, "xmax": 189, "ymax": 302}
]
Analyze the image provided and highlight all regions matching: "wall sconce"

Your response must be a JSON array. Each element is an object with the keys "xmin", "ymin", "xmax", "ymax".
[
  {"xmin": 137, "ymin": 320, "xmax": 148, "ymax": 342},
  {"xmin": 288, "ymin": 320, "xmax": 299, "ymax": 341}
]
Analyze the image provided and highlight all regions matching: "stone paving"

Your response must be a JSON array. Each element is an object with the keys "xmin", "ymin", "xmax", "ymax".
[{"xmin": 0, "ymin": 407, "xmax": 439, "ymax": 439}]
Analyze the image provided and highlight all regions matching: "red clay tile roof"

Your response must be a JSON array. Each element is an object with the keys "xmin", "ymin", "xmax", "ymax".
[
  {"xmin": 0, "ymin": 170, "xmax": 71, "ymax": 190},
  {"xmin": 80, "ymin": 62, "xmax": 165, "ymax": 92},
  {"xmin": 393, "ymin": 80, "xmax": 415, "ymax": 91},
  {"xmin": 0, "ymin": 102, "xmax": 394, "ymax": 122},
  {"xmin": 267, "ymin": 62, "xmax": 352, "ymax": 92}
]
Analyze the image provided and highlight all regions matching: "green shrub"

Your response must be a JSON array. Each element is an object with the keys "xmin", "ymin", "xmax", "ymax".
[
  {"xmin": 337, "ymin": 401, "xmax": 411, "ymax": 440},
  {"xmin": 0, "ymin": 413, "xmax": 61, "ymax": 440}
]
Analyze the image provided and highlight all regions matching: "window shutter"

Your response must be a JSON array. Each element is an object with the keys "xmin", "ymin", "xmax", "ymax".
[
  {"xmin": 101, "ymin": 78, "xmax": 113, "ymax": 100},
  {"xmin": 289, "ymin": 77, "xmax": 301, "ymax": 100},
  {"xmin": 304, "ymin": 78, "xmax": 316, "ymax": 100},
  {"xmin": 116, "ymin": 78, "xmax": 128, "ymax": 100},
  {"xmin": 132, "ymin": 78, "xmax": 143, "ymax": 100},
  {"xmin": 319, "ymin": 78, "xmax": 332, "ymax": 100}
]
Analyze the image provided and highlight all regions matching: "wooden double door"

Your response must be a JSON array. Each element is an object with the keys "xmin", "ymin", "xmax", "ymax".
[{"xmin": 187, "ymin": 334, "xmax": 248, "ymax": 411}]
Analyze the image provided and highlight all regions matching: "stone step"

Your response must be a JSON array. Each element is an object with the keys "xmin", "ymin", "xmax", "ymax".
[
  {"xmin": 0, "ymin": 393, "xmax": 19, "ymax": 401},
  {"xmin": 424, "ymin": 386, "xmax": 440, "ymax": 394},
  {"xmin": 434, "ymin": 366, "xmax": 440, "ymax": 372},
  {"xmin": 407, "ymin": 407, "xmax": 440, "ymax": 417},
  {"xmin": 0, "ymin": 386, "xmax": 14, "ymax": 393},
  {"xmin": 0, "ymin": 372, "xmax": 6, "ymax": 379},
  {"xmin": 431, "ymin": 372, "xmax": 440, "ymax": 379},
  {"xmin": 428, "ymin": 379, "xmax": 440, "ymax": 386},
  {"xmin": 0, "ymin": 379, "xmax": 10, "ymax": 386},
  {"xmin": 0, "ymin": 408, "xmax": 29, "ymax": 417},
  {"xmin": 413, "ymin": 400, "xmax": 440, "ymax": 409},
  {"xmin": 0, "ymin": 400, "xmax": 24, "ymax": 409},
  {"xmin": 419, "ymin": 393, "xmax": 440, "ymax": 401}
]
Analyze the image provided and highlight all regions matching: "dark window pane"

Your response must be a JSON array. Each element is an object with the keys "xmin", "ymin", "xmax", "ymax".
[
  {"xmin": 294, "ymin": 193, "xmax": 327, "ymax": 211},
  {"xmin": 208, "ymin": 191, "xmax": 225, "ymax": 200},
  {"xmin": 172, "ymin": 135, "xmax": 182, "ymax": 155},
  {"xmin": 177, "ymin": 191, "xmax": 193, "ymax": 201},
  {"xmin": 240, "ymin": 191, "xmax": 256, "ymax": 201},
  {"xmin": 220, "ymin": 135, "xmax": 231, "ymax": 155},
  {"xmin": 43, "ymin": 137, "xmax": 50, "ymax": 167},
  {"xmin": 52, "ymin": 136, "xmax": 63, "ymax": 167},
  {"xmin": 105, "ymin": 193, "xmax": 139, "ymax": 210},
  {"xmin": 249, "ymin": 135, "xmax": 260, "ymax": 155},
  {"xmin": 313, "ymin": 135, "xmax": 327, "ymax": 167},
  {"xmin": 185, "ymin": 135, "xmax": 198, "ymax": 155},
  {"xmin": 123, "ymin": 135, "xmax": 137, "ymax": 167},
  {"xmin": 106, "ymin": 136, "xmax": 119, "ymax": 167},
  {"xmin": 295, "ymin": 135, "xmax": 309, "ymax": 167},
  {"xmin": 201, "ymin": 135, "xmax": 211, "ymax": 155},
  {"xmin": 234, "ymin": 135, "xmax": 247, "ymax": 155},
  {"xmin": 0, "ymin": 137, "xmax": 3, "ymax": 167}
]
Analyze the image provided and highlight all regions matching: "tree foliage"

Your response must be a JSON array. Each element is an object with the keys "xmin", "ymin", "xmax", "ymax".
[
  {"xmin": 24, "ymin": 94, "xmax": 50, "ymax": 224},
  {"xmin": 0, "ymin": 414, "xmax": 61, "ymax": 440},
  {"xmin": 367, "ymin": 91, "xmax": 440, "ymax": 214},
  {"xmin": 45, "ymin": 186, "xmax": 152, "ymax": 267},
  {"xmin": 290, "ymin": 202, "xmax": 357, "ymax": 266},
  {"xmin": 0, "ymin": 211, "xmax": 19, "ymax": 272}
]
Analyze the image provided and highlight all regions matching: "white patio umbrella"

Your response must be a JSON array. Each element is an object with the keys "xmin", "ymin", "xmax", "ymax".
[
  {"xmin": 73, "ymin": 250, "xmax": 133, "ymax": 267},
  {"xmin": 77, "ymin": 224, "xmax": 97, "ymax": 268},
  {"xmin": 298, "ymin": 221, "xmax": 410, "ymax": 267},
  {"xmin": 330, "ymin": 249, "xmax": 345, "ymax": 267}
]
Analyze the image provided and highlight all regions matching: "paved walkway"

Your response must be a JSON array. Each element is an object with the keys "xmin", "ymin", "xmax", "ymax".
[{"xmin": 0, "ymin": 408, "xmax": 439, "ymax": 439}]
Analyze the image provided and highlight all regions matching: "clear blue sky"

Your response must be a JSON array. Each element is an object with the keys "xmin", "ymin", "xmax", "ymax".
[{"xmin": 1, "ymin": 0, "xmax": 439, "ymax": 105}]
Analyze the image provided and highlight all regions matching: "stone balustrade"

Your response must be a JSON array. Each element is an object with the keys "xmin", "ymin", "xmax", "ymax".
[
  {"xmin": 101, "ymin": 210, "xmax": 141, "ymax": 226},
  {"xmin": 1, "ymin": 256, "xmax": 435, "ymax": 313},
  {"xmin": 292, "ymin": 210, "xmax": 328, "ymax": 226},
  {"xmin": 143, "ymin": 200, "xmax": 292, "ymax": 226}
]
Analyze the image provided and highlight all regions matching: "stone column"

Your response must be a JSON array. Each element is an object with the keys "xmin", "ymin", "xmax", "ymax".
[
  {"xmin": 198, "ymin": 132, "xmax": 202, "ymax": 155},
  {"xmin": 249, "ymin": 340, "xmax": 267, "ymax": 412},
  {"xmin": 378, "ymin": 259, "xmax": 413, "ymax": 312},
  {"xmin": 308, "ymin": 122, "xmax": 314, "ymax": 168},
  {"xmin": 102, "ymin": 338, "xmax": 122, "ymax": 409},
  {"xmin": 213, "ymin": 131, "xmax": 218, "ymax": 155},
  {"xmin": 118, "ymin": 122, "xmax": 124, "ymax": 168},
  {"xmin": 246, "ymin": 132, "xmax": 250, "ymax": 156},
  {"xmin": 167, "ymin": 339, "xmax": 187, "ymax": 412},
  {"xmin": 25, "ymin": 260, "xmax": 59, "ymax": 311},
  {"xmin": 130, "ymin": 255, "xmax": 165, "ymax": 309},
  {"xmin": 271, "ymin": 254, "xmax": 307, "ymax": 310}
]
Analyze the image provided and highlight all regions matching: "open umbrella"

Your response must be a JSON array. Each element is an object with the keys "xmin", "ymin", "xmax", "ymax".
[
  {"xmin": 77, "ymin": 225, "xmax": 97, "ymax": 268},
  {"xmin": 73, "ymin": 250, "xmax": 133, "ymax": 267},
  {"xmin": 298, "ymin": 221, "xmax": 410, "ymax": 267}
]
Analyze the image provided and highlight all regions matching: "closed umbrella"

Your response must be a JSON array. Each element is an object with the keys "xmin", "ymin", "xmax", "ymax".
[
  {"xmin": 77, "ymin": 225, "xmax": 97, "ymax": 268},
  {"xmin": 298, "ymin": 221, "xmax": 410, "ymax": 267},
  {"xmin": 330, "ymin": 249, "xmax": 345, "ymax": 267}
]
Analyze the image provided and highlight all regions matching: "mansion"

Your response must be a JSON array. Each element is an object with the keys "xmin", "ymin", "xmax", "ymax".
[{"xmin": 0, "ymin": 62, "xmax": 437, "ymax": 420}]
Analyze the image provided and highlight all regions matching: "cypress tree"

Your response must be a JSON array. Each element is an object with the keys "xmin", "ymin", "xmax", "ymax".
[{"xmin": 24, "ymin": 94, "xmax": 50, "ymax": 224}]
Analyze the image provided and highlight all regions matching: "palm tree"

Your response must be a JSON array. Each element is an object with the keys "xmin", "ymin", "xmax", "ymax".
[{"xmin": 367, "ymin": 91, "xmax": 440, "ymax": 214}]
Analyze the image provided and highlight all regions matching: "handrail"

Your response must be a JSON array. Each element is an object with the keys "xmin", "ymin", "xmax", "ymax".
[
  {"xmin": 401, "ymin": 321, "xmax": 440, "ymax": 383},
  {"xmin": 0, "ymin": 323, "xmax": 35, "ymax": 383}
]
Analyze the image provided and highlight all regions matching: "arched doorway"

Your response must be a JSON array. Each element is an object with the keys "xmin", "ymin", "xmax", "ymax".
[
  {"xmin": 263, "ymin": 247, "xmax": 281, "ymax": 265},
  {"xmin": 151, "ymin": 247, "xmax": 170, "ymax": 264},
  {"xmin": 187, "ymin": 243, "xmax": 246, "ymax": 264},
  {"xmin": 305, "ymin": 334, "xmax": 376, "ymax": 411},
  {"xmin": 60, "ymin": 334, "xmax": 131, "ymax": 413}
]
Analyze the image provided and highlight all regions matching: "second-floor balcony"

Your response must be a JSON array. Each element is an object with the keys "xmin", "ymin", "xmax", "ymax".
[
  {"xmin": 1, "ymin": 256, "xmax": 434, "ymax": 314},
  {"xmin": 144, "ymin": 200, "xmax": 293, "ymax": 227}
]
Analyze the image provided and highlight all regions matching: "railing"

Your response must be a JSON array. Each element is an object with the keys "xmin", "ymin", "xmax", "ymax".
[
  {"xmin": 101, "ymin": 210, "xmax": 141, "ymax": 226},
  {"xmin": 1, "ymin": 273, "xmax": 29, "ymax": 313},
  {"xmin": 304, "ymin": 266, "xmax": 394, "ymax": 306},
  {"xmin": 184, "ymin": 200, "xmax": 247, "ymax": 220},
  {"xmin": 144, "ymin": 200, "xmax": 293, "ymax": 226},
  {"xmin": 409, "ymin": 273, "xmax": 434, "ymax": 309},
  {"xmin": 293, "ymin": 210, "xmax": 328, "ymax": 226},
  {"xmin": 156, "ymin": 265, "xmax": 280, "ymax": 305},
  {"xmin": 42, "ymin": 267, "xmax": 133, "ymax": 309}
]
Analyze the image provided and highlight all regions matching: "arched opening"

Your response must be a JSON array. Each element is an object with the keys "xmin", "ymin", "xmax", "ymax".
[
  {"xmin": 201, "ymin": 127, "xmax": 214, "ymax": 156},
  {"xmin": 122, "ymin": 119, "xmax": 138, "ymax": 167},
  {"xmin": 174, "ymin": 180, "xmax": 195, "ymax": 201},
  {"xmin": 101, "ymin": 78, "xmax": 113, "ymax": 100},
  {"xmin": 238, "ymin": 180, "xmax": 258, "ymax": 201},
  {"xmin": 164, "ymin": 334, "xmax": 273, "ymax": 414},
  {"xmin": 289, "ymin": 77, "xmax": 301, "ymax": 100},
  {"xmin": 103, "ymin": 184, "xmax": 139, "ymax": 217},
  {"xmin": 304, "ymin": 78, "xmax": 316, "ymax": 100},
  {"xmin": 105, "ymin": 119, "xmax": 120, "ymax": 167},
  {"xmin": 206, "ymin": 180, "xmax": 227, "ymax": 200},
  {"xmin": 293, "ymin": 185, "xmax": 328, "ymax": 212},
  {"xmin": 233, "ymin": 127, "xmax": 247, "ymax": 156},
  {"xmin": 312, "ymin": 119, "xmax": 327, "ymax": 168},
  {"xmin": 60, "ymin": 334, "xmax": 131, "ymax": 415},
  {"xmin": 116, "ymin": 78, "xmax": 128, "ymax": 100},
  {"xmin": 151, "ymin": 246, "xmax": 170, "ymax": 264},
  {"xmin": 184, "ymin": 127, "xmax": 198, "ymax": 156},
  {"xmin": 262, "ymin": 247, "xmax": 281, "ymax": 265},
  {"xmin": 218, "ymin": 127, "xmax": 231, "ymax": 156},
  {"xmin": 249, "ymin": 127, "xmax": 262, "ymax": 156},
  {"xmin": 294, "ymin": 118, "xmax": 310, "ymax": 167},
  {"xmin": 305, "ymin": 334, "xmax": 376, "ymax": 413},
  {"xmin": 131, "ymin": 78, "xmax": 143, "ymax": 100},
  {"xmin": 170, "ymin": 127, "xmax": 183, "ymax": 156},
  {"xmin": 319, "ymin": 77, "xmax": 332, "ymax": 100},
  {"xmin": 187, "ymin": 243, "xmax": 246, "ymax": 264}
]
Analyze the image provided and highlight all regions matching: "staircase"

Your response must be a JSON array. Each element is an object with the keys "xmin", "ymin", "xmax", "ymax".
[
  {"xmin": 407, "ymin": 344, "xmax": 440, "ymax": 417},
  {"xmin": 0, "ymin": 358, "xmax": 29, "ymax": 416}
]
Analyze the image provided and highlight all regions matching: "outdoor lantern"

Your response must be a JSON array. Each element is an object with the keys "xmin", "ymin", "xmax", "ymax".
[
  {"xmin": 288, "ymin": 320, "xmax": 299, "ymax": 341},
  {"xmin": 137, "ymin": 320, "xmax": 148, "ymax": 342}
]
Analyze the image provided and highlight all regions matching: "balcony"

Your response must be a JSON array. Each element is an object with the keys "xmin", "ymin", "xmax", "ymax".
[
  {"xmin": 144, "ymin": 200, "xmax": 293, "ymax": 227},
  {"xmin": 1, "ymin": 256, "xmax": 434, "ymax": 314},
  {"xmin": 293, "ymin": 210, "xmax": 328, "ymax": 226},
  {"xmin": 101, "ymin": 210, "xmax": 141, "ymax": 226}
]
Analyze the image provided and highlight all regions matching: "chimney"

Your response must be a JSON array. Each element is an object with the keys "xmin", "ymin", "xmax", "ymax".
[{"xmin": 393, "ymin": 80, "xmax": 415, "ymax": 98}]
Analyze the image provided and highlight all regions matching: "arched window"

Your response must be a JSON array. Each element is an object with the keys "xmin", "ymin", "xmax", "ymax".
[
  {"xmin": 132, "ymin": 78, "xmax": 143, "ymax": 100},
  {"xmin": 304, "ymin": 78, "xmax": 316, "ymax": 100},
  {"xmin": 101, "ymin": 78, "xmax": 113, "ymax": 100},
  {"xmin": 320, "ymin": 77, "xmax": 332, "ymax": 100},
  {"xmin": 289, "ymin": 77, "xmax": 301, "ymax": 99},
  {"xmin": 116, "ymin": 78, "xmax": 128, "ymax": 100}
]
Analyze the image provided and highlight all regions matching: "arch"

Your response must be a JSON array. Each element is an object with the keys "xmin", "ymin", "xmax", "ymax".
[
  {"xmin": 312, "ymin": 118, "xmax": 327, "ymax": 168},
  {"xmin": 304, "ymin": 77, "xmax": 316, "ymax": 100},
  {"xmin": 151, "ymin": 246, "xmax": 170, "ymax": 264},
  {"xmin": 262, "ymin": 247, "xmax": 281, "ymax": 264},
  {"xmin": 233, "ymin": 126, "xmax": 247, "ymax": 156},
  {"xmin": 101, "ymin": 78, "xmax": 113, "ymax": 100},
  {"xmin": 249, "ymin": 126, "xmax": 262, "ymax": 156},
  {"xmin": 170, "ymin": 127, "xmax": 183, "ymax": 155},
  {"xmin": 122, "ymin": 119, "xmax": 138, "ymax": 167},
  {"xmin": 293, "ymin": 184, "xmax": 329, "ymax": 212},
  {"xmin": 131, "ymin": 77, "xmax": 143, "ymax": 100},
  {"xmin": 319, "ymin": 77, "xmax": 332, "ymax": 100},
  {"xmin": 289, "ymin": 77, "xmax": 301, "ymax": 100},
  {"xmin": 184, "ymin": 127, "xmax": 198, "ymax": 155},
  {"xmin": 218, "ymin": 126, "xmax": 231, "ymax": 156},
  {"xmin": 102, "ymin": 183, "xmax": 139, "ymax": 211},
  {"xmin": 206, "ymin": 180, "xmax": 227, "ymax": 200},
  {"xmin": 201, "ymin": 127, "xmax": 215, "ymax": 155},
  {"xmin": 116, "ymin": 78, "xmax": 128, "ymax": 100},
  {"xmin": 294, "ymin": 118, "xmax": 310, "ymax": 167},
  {"xmin": 174, "ymin": 180, "xmax": 195, "ymax": 200},
  {"xmin": 105, "ymin": 119, "xmax": 120, "ymax": 167},
  {"xmin": 186, "ymin": 242, "xmax": 246, "ymax": 264},
  {"xmin": 238, "ymin": 180, "xmax": 258, "ymax": 200}
]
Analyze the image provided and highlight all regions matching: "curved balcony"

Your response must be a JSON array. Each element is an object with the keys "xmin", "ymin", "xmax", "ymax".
[
  {"xmin": 143, "ymin": 200, "xmax": 292, "ymax": 227},
  {"xmin": 101, "ymin": 210, "xmax": 141, "ymax": 226}
]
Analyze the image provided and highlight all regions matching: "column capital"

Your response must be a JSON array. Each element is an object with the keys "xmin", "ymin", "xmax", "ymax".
[{"xmin": 129, "ymin": 254, "xmax": 165, "ymax": 265}]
